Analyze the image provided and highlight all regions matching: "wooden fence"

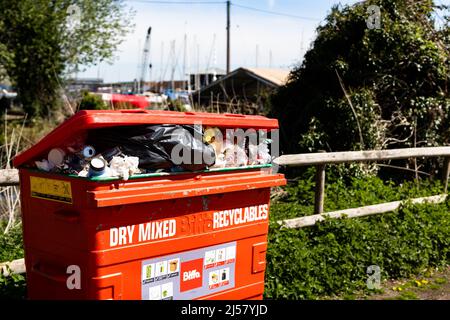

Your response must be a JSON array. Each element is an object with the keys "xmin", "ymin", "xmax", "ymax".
[
  {"xmin": 274, "ymin": 146, "xmax": 450, "ymax": 228},
  {"xmin": 2, "ymin": 146, "xmax": 450, "ymax": 275},
  {"xmin": 0, "ymin": 169, "xmax": 19, "ymax": 186}
]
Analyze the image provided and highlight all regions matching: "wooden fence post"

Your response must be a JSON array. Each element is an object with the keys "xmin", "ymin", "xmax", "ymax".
[
  {"xmin": 314, "ymin": 151, "xmax": 326, "ymax": 214},
  {"xmin": 442, "ymin": 157, "xmax": 450, "ymax": 193}
]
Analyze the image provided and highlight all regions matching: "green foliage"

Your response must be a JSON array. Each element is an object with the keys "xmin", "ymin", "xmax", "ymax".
[
  {"xmin": 298, "ymin": 89, "xmax": 382, "ymax": 152},
  {"xmin": 0, "ymin": 223, "xmax": 24, "ymax": 262},
  {"xmin": 272, "ymin": 169, "xmax": 443, "ymax": 221},
  {"xmin": 171, "ymin": 99, "xmax": 189, "ymax": 112},
  {"xmin": 271, "ymin": 0, "xmax": 450, "ymax": 155},
  {"xmin": 0, "ymin": 224, "xmax": 26, "ymax": 300},
  {"xmin": 397, "ymin": 290, "xmax": 419, "ymax": 300},
  {"xmin": 0, "ymin": 19, "xmax": 11, "ymax": 81},
  {"xmin": 78, "ymin": 91, "xmax": 108, "ymax": 111},
  {"xmin": 0, "ymin": 0, "xmax": 134, "ymax": 118},
  {"xmin": 0, "ymin": 272, "xmax": 26, "ymax": 300},
  {"xmin": 265, "ymin": 176, "xmax": 450, "ymax": 299}
]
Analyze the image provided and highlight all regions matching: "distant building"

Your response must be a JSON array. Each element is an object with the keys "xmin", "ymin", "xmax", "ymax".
[
  {"xmin": 100, "ymin": 81, "xmax": 136, "ymax": 94},
  {"xmin": 191, "ymin": 67, "xmax": 290, "ymax": 112},
  {"xmin": 189, "ymin": 67, "xmax": 226, "ymax": 91},
  {"xmin": 145, "ymin": 81, "xmax": 186, "ymax": 93},
  {"xmin": 66, "ymin": 78, "xmax": 104, "ymax": 93}
]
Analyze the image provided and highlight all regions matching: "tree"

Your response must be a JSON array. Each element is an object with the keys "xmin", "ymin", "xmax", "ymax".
[
  {"xmin": 0, "ymin": 18, "xmax": 12, "ymax": 83},
  {"xmin": 271, "ymin": 0, "xmax": 450, "ymax": 156},
  {"xmin": 0, "ymin": 0, "xmax": 134, "ymax": 117}
]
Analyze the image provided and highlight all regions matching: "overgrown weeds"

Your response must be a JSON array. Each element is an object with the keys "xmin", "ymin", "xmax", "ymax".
[
  {"xmin": 265, "ymin": 175, "xmax": 450, "ymax": 299},
  {"xmin": 0, "ymin": 223, "xmax": 25, "ymax": 300},
  {"xmin": 0, "ymin": 115, "xmax": 58, "ymax": 234}
]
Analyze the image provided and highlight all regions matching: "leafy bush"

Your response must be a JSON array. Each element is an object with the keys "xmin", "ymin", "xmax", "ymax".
[
  {"xmin": 265, "ymin": 176, "xmax": 450, "ymax": 299},
  {"xmin": 0, "ymin": 223, "xmax": 26, "ymax": 300},
  {"xmin": 78, "ymin": 91, "xmax": 108, "ymax": 111},
  {"xmin": 271, "ymin": 0, "xmax": 450, "ymax": 157},
  {"xmin": 0, "ymin": 223, "xmax": 24, "ymax": 262},
  {"xmin": 0, "ymin": 272, "xmax": 26, "ymax": 300},
  {"xmin": 0, "ymin": 0, "xmax": 134, "ymax": 118},
  {"xmin": 274, "ymin": 169, "xmax": 443, "ymax": 221}
]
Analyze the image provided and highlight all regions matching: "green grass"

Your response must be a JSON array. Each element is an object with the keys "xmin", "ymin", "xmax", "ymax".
[
  {"xmin": 0, "ymin": 223, "xmax": 26, "ymax": 300},
  {"xmin": 0, "ymin": 223, "xmax": 24, "ymax": 262},
  {"xmin": 0, "ymin": 273, "xmax": 26, "ymax": 300},
  {"xmin": 434, "ymin": 277, "xmax": 447, "ymax": 285},
  {"xmin": 398, "ymin": 291, "xmax": 419, "ymax": 300},
  {"xmin": 265, "ymin": 174, "xmax": 450, "ymax": 299}
]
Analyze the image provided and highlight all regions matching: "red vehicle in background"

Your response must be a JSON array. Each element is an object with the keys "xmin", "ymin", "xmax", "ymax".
[{"xmin": 98, "ymin": 93, "xmax": 150, "ymax": 109}]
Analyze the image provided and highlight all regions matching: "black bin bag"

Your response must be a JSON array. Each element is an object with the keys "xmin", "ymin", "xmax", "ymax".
[{"xmin": 87, "ymin": 125, "xmax": 216, "ymax": 171}]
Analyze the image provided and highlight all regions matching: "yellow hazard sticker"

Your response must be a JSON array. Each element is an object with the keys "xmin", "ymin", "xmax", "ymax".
[{"xmin": 30, "ymin": 176, "xmax": 72, "ymax": 204}]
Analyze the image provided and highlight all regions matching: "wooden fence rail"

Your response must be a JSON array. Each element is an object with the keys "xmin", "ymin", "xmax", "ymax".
[
  {"xmin": 274, "ymin": 146, "xmax": 450, "ymax": 218},
  {"xmin": 0, "ymin": 169, "xmax": 19, "ymax": 186},
  {"xmin": 280, "ymin": 194, "xmax": 447, "ymax": 229},
  {"xmin": 0, "ymin": 258, "xmax": 25, "ymax": 276},
  {"xmin": 1, "ymin": 146, "xmax": 450, "ymax": 275},
  {"xmin": 274, "ymin": 146, "xmax": 450, "ymax": 167}
]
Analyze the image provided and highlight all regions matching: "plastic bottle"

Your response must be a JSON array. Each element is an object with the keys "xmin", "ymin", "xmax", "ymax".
[
  {"xmin": 82, "ymin": 145, "xmax": 96, "ymax": 158},
  {"xmin": 88, "ymin": 158, "xmax": 111, "ymax": 178}
]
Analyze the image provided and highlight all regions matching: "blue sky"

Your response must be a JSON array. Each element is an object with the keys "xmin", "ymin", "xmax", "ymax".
[{"xmin": 78, "ymin": 0, "xmax": 447, "ymax": 83}]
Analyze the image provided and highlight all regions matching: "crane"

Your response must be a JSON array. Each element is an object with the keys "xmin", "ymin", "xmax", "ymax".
[{"xmin": 139, "ymin": 27, "xmax": 152, "ymax": 94}]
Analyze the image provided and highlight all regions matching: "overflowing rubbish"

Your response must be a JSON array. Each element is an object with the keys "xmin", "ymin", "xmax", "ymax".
[
  {"xmin": 248, "ymin": 139, "xmax": 272, "ymax": 165},
  {"xmin": 223, "ymin": 143, "xmax": 248, "ymax": 168},
  {"xmin": 82, "ymin": 146, "xmax": 96, "ymax": 158},
  {"xmin": 100, "ymin": 147, "xmax": 123, "ymax": 162},
  {"xmin": 87, "ymin": 157, "xmax": 110, "ymax": 178},
  {"xmin": 35, "ymin": 159, "xmax": 53, "ymax": 172},
  {"xmin": 204, "ymin": 127, "xmax": 223, "ymax": 157},
  {"xmin": 29, "ymin": 124, "xmax": 273, "ymax": 180},
  {"xmin": 109, "ymin": 156, "xmax": 140, "ymax": 180},
  {"xmin": 86, "ymin": 124, "xmax": 216, "ymax": 172},
  {"xmin": 48, "ymin": 148, "xmax": 66, "ymax": 167}
]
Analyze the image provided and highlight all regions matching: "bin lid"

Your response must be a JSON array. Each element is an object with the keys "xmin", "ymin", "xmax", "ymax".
[{"xmin": 13, "ymin": 109, "xmax": 279, "ymax": 168}]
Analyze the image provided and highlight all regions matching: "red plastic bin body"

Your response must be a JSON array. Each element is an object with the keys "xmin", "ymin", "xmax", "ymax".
[{"xmin": 13, "ymin": 110, "xmax": 286, "ymax": 300}]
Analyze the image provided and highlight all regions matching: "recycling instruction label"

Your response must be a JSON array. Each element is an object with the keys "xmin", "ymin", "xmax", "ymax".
[
  {"xmin": 141, "ymin": 241, "xmax": 236, "ymax": 300},
  {"xmin": 30, "ymin": 176, "xmax": 72, "ymax": 204}
]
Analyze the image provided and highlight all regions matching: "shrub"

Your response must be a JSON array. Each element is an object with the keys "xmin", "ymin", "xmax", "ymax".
[
  {"xmin": 270, "ymin": 0, "xmax": 450, "ymax": 157},
  {"xmin": 0, "ymin": 223, "xmax": 24, "ymax": 262},
  {"xmin": 0, "ymin": 223, "xmax": 26, "ymax": 300},
  {"xmin": 78, "ymin": 91, "xmax": 108, "ymax": 111},
  {"xmin": 265, "ymin": 176, "xmax": 450, "ymax": 299}
]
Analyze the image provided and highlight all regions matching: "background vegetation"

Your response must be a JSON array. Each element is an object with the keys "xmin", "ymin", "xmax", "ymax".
[
  {"xmin": 271, "ymin": 0, "xmax": 450, "ymax": 157},
  {"xmin": 265, "ymin": 172, "xmax": 449, "ymax": 299},
  {"xmin": 263, "ymin": 1, "xmax": 450, "ymax": 300},
  {"xmin": 78, "ymin": 91, "xmax": 108, "ymax": 111},
  {"xmin": 0, "ymin": 0, "xmax": 134, "ymax": 118}
]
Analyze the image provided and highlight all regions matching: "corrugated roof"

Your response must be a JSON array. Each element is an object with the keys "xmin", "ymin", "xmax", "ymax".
[
  {"xmin": 189, "ymin": 67, "xmax": 226, "ymax": 75},
  {"xmin": 192, "ymin": 67, "xmax": 292, "ymax": 105},
  {"xmin": 243, "ymin": 68, "xmax": 290, "ymax": 86}
]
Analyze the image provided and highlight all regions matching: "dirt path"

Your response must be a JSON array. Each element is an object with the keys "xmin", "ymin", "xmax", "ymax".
[{"xmin": 361, "ymin": 266, "xmax": 450, "ymax": 300}]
